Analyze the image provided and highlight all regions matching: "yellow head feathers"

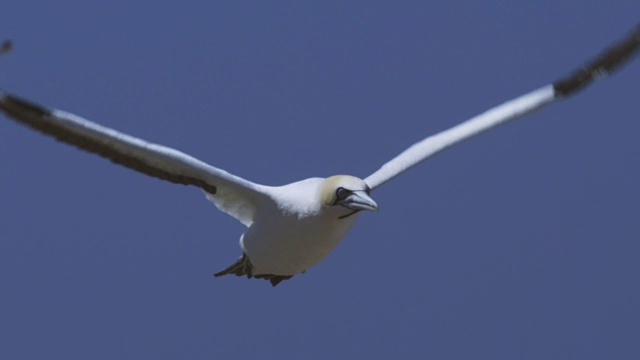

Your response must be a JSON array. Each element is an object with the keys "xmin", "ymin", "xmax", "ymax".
[{"xmin": 319, "ymin": 175, "xmax": 369, "ymax": 206}]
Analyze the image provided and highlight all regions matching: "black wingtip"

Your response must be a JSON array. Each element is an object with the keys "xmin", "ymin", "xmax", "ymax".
[
  {"xmin": 553, "ymin": 24, "xmax": 640, "ymax": 97},
  {"xmin": 0, "ymin": 92, "xmax": 52, "ymax": 119}
]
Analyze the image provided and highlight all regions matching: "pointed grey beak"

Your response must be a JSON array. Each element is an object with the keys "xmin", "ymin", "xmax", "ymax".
[{"xmin": 339, "ymin": 190, "xmax": 378, "ymax": 211}]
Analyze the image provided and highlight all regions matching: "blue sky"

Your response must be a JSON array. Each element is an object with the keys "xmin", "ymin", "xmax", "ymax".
[{"xmin": 1, "ymin": 1, "xmax": 639, "ymax": 359}]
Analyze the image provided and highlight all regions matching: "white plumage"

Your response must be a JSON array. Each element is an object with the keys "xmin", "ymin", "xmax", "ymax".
[{"xmin": 1, "ymin": 25, "xmax": 639, "ymax": 286}]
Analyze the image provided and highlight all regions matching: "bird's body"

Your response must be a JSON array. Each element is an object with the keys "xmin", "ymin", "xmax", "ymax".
[
  {"xmin": 207, "ymin": 176, "xmax": 367, "ymax": 281},
  {"xmin": 237, "ymin": 178, "xmax": 362, "ymax": 275},
  {"xmin": 1, "ymin": 25, "xmax": 639, "ymax": 286}
]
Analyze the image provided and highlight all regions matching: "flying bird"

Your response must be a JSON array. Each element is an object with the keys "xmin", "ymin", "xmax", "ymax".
[{"xmin": 1, "ymin": 25, "xmax": 639, "ymax": 286}]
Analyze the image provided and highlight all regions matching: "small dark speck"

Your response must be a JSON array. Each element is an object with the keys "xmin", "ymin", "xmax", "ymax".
[{"xmin": 0, "ymin": 40, "xmax": 12, "ymax": 55}]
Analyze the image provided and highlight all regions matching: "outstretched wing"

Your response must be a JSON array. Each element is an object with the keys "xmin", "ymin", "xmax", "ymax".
[
  {"xmin": 0, "ymin": 93, "xmax": 270, "ymax": 226},
  {"xmin": 365, "ymin": 24, "xmax": 640, "ymax": 191}
]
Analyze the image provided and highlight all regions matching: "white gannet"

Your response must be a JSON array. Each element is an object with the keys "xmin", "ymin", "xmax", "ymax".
[{"xmin": 1, "ymin": 25, "xmax": 639, "ymax": 286}]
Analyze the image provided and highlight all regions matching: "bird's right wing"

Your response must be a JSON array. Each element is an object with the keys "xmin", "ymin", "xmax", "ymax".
[
  {"xmin": 0, "ymin": 93, "xmax": 270, "ymax": 226},
  {"xmin": 365, "ymin": 24, "xmax": 640, "ymax": 191}
]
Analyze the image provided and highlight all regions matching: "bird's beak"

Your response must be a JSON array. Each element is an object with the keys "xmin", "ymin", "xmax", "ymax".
[{"xmin": 339, "ymin": 190, "xmax": 378, "ymax": 211}]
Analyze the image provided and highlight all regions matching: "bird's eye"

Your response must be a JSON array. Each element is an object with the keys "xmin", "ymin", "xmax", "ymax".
[{"xmin": 336, "ymin": 187, "xmax": 350, "ymax": 200}]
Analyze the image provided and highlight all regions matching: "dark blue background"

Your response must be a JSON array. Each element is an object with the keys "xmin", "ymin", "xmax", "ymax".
[{"xmin": 1, "ymin": 1, "xmax": 639, "ymax": 359}]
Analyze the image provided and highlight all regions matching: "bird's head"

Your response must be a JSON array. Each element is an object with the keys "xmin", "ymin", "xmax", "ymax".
[{"xmin": 319, "ymin": 175, "xmax": 378, "ymax": 217}]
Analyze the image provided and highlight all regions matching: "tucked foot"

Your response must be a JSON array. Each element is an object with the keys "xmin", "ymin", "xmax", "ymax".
[
  {"xmin": 254, "ymin": 274, "xmax": 293, "ymax": 287},
  {"xmin": 214, "ymin": 253, "xmax": 295, "ymax": 287},
  {"xmin": 214, "ymin": 253, "xmax": 253, "ymax": 278}
]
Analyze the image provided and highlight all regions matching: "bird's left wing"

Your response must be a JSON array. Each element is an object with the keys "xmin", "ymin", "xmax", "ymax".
[
  {"xmin": 365, "ymin": 24, "xmax": 640, "ymax": 191},
  {"xmin": 0, "ymin": 93, "xmax": 270, "ymax": 226}
]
